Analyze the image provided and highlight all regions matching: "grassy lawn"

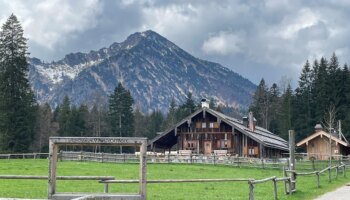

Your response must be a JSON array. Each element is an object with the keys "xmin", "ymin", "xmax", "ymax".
[{"xmin": 0, "ymin": 159, "xmax": 349, "ymax": 199}]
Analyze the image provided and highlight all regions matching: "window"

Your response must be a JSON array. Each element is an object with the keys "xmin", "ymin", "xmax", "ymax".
[
  {"xmin": 220, "ymin": 140, "xmax": 228, "ymax": 149},
  {"xmin": 202, "ymin": 122, "xmax": 206, "ymax": 128},
  {"xmin": 209, "ymin": 122, "xmax": 214, "ymax": 128}
]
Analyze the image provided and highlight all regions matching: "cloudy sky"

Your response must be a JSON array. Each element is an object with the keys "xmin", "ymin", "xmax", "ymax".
[{"xmin": 1, "ymin": 0, "xmax": 349, "ymax": 86}]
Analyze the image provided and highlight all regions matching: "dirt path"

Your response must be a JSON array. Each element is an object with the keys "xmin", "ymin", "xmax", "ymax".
[{"xmin": 314, "ymin": 183, "xmax": 350, "ymax": 200}]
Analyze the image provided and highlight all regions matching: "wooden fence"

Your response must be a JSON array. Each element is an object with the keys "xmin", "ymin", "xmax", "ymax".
[
  {"xmin": 0, "ymin": 153, "xmax": 49, "ymax": 159},
  {"xmin": 58, "ymin": 151, "xmax": 350, "ymax": 170},
  {"xmin": 0, "ymin": 159, "xmax": 347, "ymax": 199}
]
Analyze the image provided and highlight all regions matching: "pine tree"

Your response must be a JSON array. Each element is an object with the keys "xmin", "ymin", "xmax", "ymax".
[
  {"xmin": 313, "ymin": 57, "xmax": 328, "ymax": 121},
  {"xmin": 294, "ymin": 60, "xmax": 313, "ymax": 139},
  {"xmin": 108, "ymin": 83, "xmax": 134, "ymax": 138},
  {"xmin": 145, "ymin": 110, "xmax": 164, "ymax": 139},
  {"xmin": 32, "ymin": 103, "xmax": 55, "ymax": 152},
  {"xmin": 250, "ymin": 79, "xmax": 269, "ymax": 128},
  {"xmin": 279, "ymin": 84, "xmax": 293, "ymax": 140},
  {"xmin": 177, "ymin": 92, "xmax": 197, "ymax": 120},
  {"xmin": 133, "ymin": 107, "xmax": 147, "ymax": 137},
  {"xmin": 58, "ymin": 96, "xmax": 71, "ymax": 136},
  {"xmin": 327, "ymin": 53, "xmax": 340, "ymax": 104},
  {"xmin": 163, "ymin": 98, "xmax": 177, "ymax": 129},
  {"xmin": 0, "ymin": 14, "xmax": 37, "ymax": 152},
  {"xmin": 268, "ymin": 83, "xmax": 280, "ymax": 134}
]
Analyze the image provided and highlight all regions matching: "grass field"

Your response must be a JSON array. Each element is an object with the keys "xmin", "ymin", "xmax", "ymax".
[{"xmin": 0, "ymin": 159, "xmax": 349, "ymax": 200}]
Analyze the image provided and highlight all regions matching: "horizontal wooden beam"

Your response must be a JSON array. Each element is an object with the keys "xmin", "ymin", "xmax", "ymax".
[
  {"xmin": 0, "ymin": 175, "xmax": 115, "ymax": 180},
  {"xmin": 49, "ymin": 137, "xmax": 147, "ymax": 146},
  {"xmin": 250, "ymin": 176, "xmax": 276, "ymax": 184},
  {"xmin": 100, "ymin": 178, "xmax": 253, "ymax": 184}
]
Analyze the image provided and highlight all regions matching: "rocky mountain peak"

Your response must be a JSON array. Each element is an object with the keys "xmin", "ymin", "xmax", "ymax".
[{"xmin": 28, "ymin": 30, "xmax": 256, "ymax": 113}]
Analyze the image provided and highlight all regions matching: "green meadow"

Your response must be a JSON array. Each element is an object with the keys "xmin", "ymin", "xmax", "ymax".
[{"xmin": 0, "ymin": 159, "xmax": 349, "ymax": 199}]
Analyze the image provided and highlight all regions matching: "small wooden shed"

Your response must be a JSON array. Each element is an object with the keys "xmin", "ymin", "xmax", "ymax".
[{"xmin": 296, "ymin": 124, "xmax": 350, "ymax": 160}]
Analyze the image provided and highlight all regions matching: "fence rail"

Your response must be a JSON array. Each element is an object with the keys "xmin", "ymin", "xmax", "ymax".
[
  {"xmin": 2, "ymin": 151, "xmax": 350, "ymax": 171},
  {"xmin": 0, "ymin": 175, "xmax": 115, "ymax": 180}
]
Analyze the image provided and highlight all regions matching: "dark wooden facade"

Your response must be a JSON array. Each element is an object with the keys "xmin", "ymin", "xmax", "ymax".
[{"xmin": 150, "ymin": 107, "xmax": 289, "ymax": 158}]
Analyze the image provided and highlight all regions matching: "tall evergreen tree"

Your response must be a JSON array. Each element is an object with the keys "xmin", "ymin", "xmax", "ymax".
[
  {"xmin": 0, "ymin": 14, "xmax": 37, "ymax": 152},
  {"xmin": 177, "ymin": 92, "xmax": 197, "ymax": 120},
  {"xmin": 250, "ymin": 79, "xmax": 269, "ymax": 128},
  {"xmin": 294, "ymin": 60, "xmax": 313, "ymax": 138},
  {"xmin": 145, "ymin": 110, "xmax": 164, "ymax": 139},
  {"xmin": 163, "ymin": 98, "xmax": 177, "ymax": 129},
  {"xmin": 279, "ymin": 84, "xmax": 293, "ymax": 140},
  {"xmin": 32, "ymin": 103, "xmax": 55, "ymax": 152},
  {"xmin": 57, "ymin": 96, "xmax": 71, "ymax": 136},
  {"xmin": 108, "ymin": 83, "xmax": 134, "ymax": 138},
  {"xmin": 268, "ymin": 83, "xmax": 280, "ymax": 134}
]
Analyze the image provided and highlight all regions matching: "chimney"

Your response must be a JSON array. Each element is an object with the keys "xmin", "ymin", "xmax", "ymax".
[
  {"xmin": 201, "ymin": 98, "xmax": 209, "ymax": 108},
  {"xmin": 243, "ymin": 116, "xmax": 248, "ymax": 127},
  {"xmin": 314, "ymin": 124, "xmax": 323, "ymax": 132},
  {"xmin": 248, "ymin": 112, "xmax": 255, "ymax": 131}
]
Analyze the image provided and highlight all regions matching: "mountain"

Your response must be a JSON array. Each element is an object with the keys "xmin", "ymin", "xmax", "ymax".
[{"xmin": 28, "ymin": 30, "xmax": 256, "ymax": 113}]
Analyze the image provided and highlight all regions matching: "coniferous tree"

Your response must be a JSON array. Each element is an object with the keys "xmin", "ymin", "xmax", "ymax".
[
  {"xmin": 250, "ymin": 79, "xmax": 269, "ymax": 128},
  {"xmin": 108, "ymin": 83, "xmax": 134, "ymax": 138},
  {"xmin": 145, "ymin": 110, "xmax": 164, "ymax": 139},
  {"xmin": 279, "ymin": 84, "xmax": 293, "ymax": 140},
  {"xmin": 58, "ymin": 96, "xmax": 71, "ymax": 136},
  {"xmin": 268, "ymin": 83, "xmax": 280, "ymax": 134},
  {"xmin": 32, "ymin": 103, "xmax": 56, "ymax": 152},
  {"xmin": 313, "ymin": 57, "xmax": 328, "ymax": 121},
  {"xmin": 0, "ymin": 14, "xmax": 37, "ymax": 152},
  {"xmin": 294, "ymin": 60, "xmax": 313, "ymax": 139},
  {"xmin": 328, "ymin": 53, "xmax": 340, "ymax": 103},
  {"xmin": 177, "ymin": 92, "xmax": 197, "ymax": 120},
  {"xmin": 163, "ymin": 98, "xmax": 177, "ymax": 129},
  {"xmin": 133, "ymin": 107, "xmax": 147, "ymax": 137}
]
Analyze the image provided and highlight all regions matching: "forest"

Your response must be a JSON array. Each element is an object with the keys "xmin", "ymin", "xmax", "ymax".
[{"xmin": 250, "ymin": 53, "xmax": 350, "ymax": 143}]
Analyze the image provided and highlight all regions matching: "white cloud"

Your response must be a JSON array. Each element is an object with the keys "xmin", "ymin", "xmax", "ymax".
[
  {"xmin": 0, "ymin": 0, "xmax": 102, "ymax": 50},
  {"xmin": 141, "ymin": 3, "xmax": 198, "ymax": 35},
  {"xmin": 278, "ymin": 8, "xmax": 320, "ymax": 39},
  {"xmin": 202, "ymin": 31, "xmax": 244, "ymax": 55},
  {"xmin": 2, "ymin": 0, "xmax": 350, "ymax": 86}
]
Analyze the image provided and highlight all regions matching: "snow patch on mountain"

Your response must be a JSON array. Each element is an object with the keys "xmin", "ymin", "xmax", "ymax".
[{"xmin": 36, "ymin": 59, "xmax": 102, "ymax": 84}]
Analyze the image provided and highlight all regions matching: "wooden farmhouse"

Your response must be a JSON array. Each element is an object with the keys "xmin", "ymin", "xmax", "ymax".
[
  {"xmin": 149, "ymin": 100, "xmax": 289, "ymax": 158},
  {"xmin": 297, "ymin": 124, "xmax": 350, "ymax": 160}
]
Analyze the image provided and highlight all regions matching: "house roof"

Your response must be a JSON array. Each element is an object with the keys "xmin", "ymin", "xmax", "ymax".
[
  {"xmin": 296, "ymin": 130, "xmax": 348, "ymax": 147},
  {"xmin": 149, "ymin": 107, "xmax": 289, "ymax": 151}
]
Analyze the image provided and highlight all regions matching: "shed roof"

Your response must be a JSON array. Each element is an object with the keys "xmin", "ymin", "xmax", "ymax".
[
  {"xmin": 296, "ymin": 130, "xmax": 348, "ymax": 147},
  {"xmin": 149, "ymin": 107, "xmax": 289, "ymax": 151}
]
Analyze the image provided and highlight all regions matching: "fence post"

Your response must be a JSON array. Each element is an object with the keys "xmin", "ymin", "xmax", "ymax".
[
  {"xmin": 288, "ymin": 179, "xmax": 292, "ymax": 195},
  {"xmin": 248, "ymin": 181, "xmax": 254, "ymax": 200},
  {"xmin": 261, "ymin": 158, "xmax": 264, "ymax": 169},
  {"xmin": 272, "ymin": 178, "xmax": 277, "ymax": 200},
  {"xmin": 123, "ymin": 154, "xmax": 126, "ymax": 163},
  {"xmin": 283, "ymin": 166, "xmax": 288, "ymax": 194},
  {"xmin": 101, "ymin": 152, "xmax": 104, "ymax": 163},
  {"xmin": 237, "ymin": 157, "xmax": 240, "ymax": 167},
  {"xmin": 213, "ymin": 154, "xmax": 216, "ymax": 165},
  {"xmin": 289, "ymin": 130, "xmax": 296, "ymax": 192},
  {"xmin": 312, "ymin": 158, "xmax": 315, "ymax": 171},
  {"xmin": 336, "ymin": 166, "xmax": 339, "ymax": 179},
  {"xmin": 316, "ymin": 172, "xmax": 320, "ymax": 188},
  {"xmin": 104, "ymin": 183, "xmax": 109, "ymax": 193},
  {"xmin": 343, "ymin": 165, "xmax": 346, "ymax": 177},
  {"xmin": 328, "ymin": 167, "xmax": 331, "ymax": 182}
]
